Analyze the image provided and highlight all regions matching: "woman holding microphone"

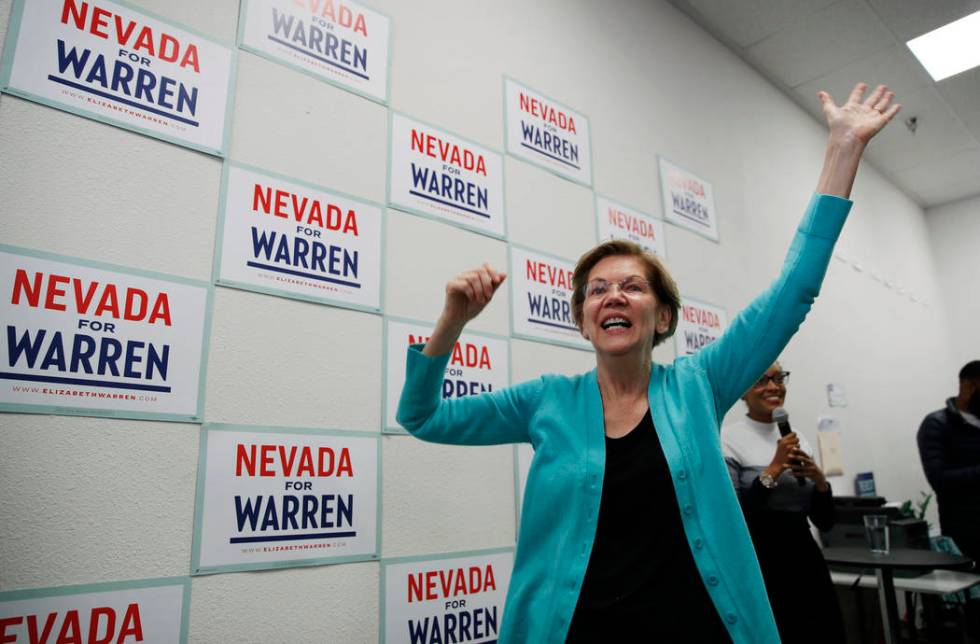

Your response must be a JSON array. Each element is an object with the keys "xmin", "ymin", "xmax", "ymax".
[
  {"xmin": 397, "ymin": 83, "xmax": 899, "ymax": 643},
  {"xmin": 722, "ymin": 363, "xmax": 843, "ymax": 642}
]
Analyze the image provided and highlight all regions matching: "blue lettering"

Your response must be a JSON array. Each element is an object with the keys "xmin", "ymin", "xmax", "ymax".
[
  {"xmin": 5, "ymin": 327, "xmax": 169, "ymax": 380},
  {"xmin": 251, "ymin": 227, "xmax": 359, "ymax": 278}
]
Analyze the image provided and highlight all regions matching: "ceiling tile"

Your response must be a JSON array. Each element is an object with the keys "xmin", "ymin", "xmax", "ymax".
[
  {"xmin": 687, "ymin": 0, "xmax": 836, "ymax": 48},
  {"xmin": 962, "ymin": 109, "xmax": 980, "ymax": 139},
  {"xmin": 744, "ymin": 0, "xmax": 895, "ymax": 86},
  {"xmin": 891, "ymin": 146, "xmax": 980, "ymax": 195},
  {"xmin": 914, "ymin": 177, "xmax": 980, "ymax": 207},
  {"xmin": 793, "ymin": 45, "xmax": 934, "ymax": 101},
  {"xmin": 865, "ymin": 0, "xmax": 980, "ymax": 41},
  {"xmin": 935, "ymin": 67, "xmax": 980, "ymax": 115}
]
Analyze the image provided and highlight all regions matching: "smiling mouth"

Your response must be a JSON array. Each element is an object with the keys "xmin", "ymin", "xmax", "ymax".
[{"xmin": 601, "ymin": 317, "xmax": 632, "ymax": 330}]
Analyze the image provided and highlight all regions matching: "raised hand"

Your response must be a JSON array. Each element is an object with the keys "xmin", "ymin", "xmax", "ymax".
[
  {"xmin": 789, "ymin": 450, "xmax": 829, "ymax": 491},
  {"xmin": 423, "ymin": 263, "xmax": 506, "ymax": 358},
  {"xmin": 765, "ymin": 432, "xmax": 801, "ymax": 477},
  {"xmin": 818, "ymin": 83, "xmax": 901, "ymax": 147},
  {"xmin": 442, "ymin": 263, "xmax": 507, "ymax": 327},
  {"xmin": 814, "ymin": 82, "xmax": 900, "ymax": 198}
]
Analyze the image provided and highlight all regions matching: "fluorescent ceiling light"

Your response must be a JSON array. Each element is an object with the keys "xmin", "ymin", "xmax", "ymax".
[{"xmin": 907, "ymin": 10, "xmax": 980, "ymax": 81}]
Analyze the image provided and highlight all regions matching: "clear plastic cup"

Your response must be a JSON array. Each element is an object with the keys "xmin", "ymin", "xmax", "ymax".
[{"xmin": 864, "ymin": 514, "xmax": 889, "ymax": 555}]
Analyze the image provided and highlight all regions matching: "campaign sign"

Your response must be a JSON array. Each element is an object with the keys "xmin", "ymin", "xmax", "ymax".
[
  {"xmin": 239, "ymin": 0, "xmax": 390, "ymax": 104},
  {"xmin": 503, "ymin": 77, "xmax": 592, "ymax": 186},
  {"xmin": 192, "ymin": 424, "xmax": 380, "ymax": 574},
  {"xmin": 0, "ymin": 0, "xmax": 235, "ymax": 155},
  {"xmin": 659, "ymin": 158, "xmax": 719, "ymax": 241},
  {"xmin": 509, "ymin": 246, "xmax": 591, "ymax": 351},
  {"xmin": 595, "ymin": 195, "xmax": 667, "ymax": 259},
  {"xmin": 384, "ymin": 318, "xmax": 510, "ymax": 434},
  {"xmin": 674, "ymin": 296, "xmax": 728, "ymax": 357},
  {"xmin": 381, "ymin": 549, "xmax": 514, "ymax": 644},
  {"xmin": 0, "ymin": 246, "xmax": 211, "ymax": 422},
  {"xmin": 0, "ymin": 577, "xmax": 190, "ymax": 644},
  {"xmin": 214, "ymin": 162, "xmax": 383, "ymax": 312},
  {"xmin": 389, "ymin": 113, "xmax": 506, "ymax": 239}
]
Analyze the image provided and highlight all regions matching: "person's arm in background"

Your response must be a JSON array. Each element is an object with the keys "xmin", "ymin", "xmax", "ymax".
[
  {"xmin": 792, "ymin": 451, "xmax": 835, "ymax": 531},
  {"xmin": 694, "ymin": 84, "xmax": 901, "ymax": 420}
]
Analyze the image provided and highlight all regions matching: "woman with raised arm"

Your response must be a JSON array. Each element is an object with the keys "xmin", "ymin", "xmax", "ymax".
[{"xmin": 397, "ymin": 83, "xmax": 899, "ymax": 643}]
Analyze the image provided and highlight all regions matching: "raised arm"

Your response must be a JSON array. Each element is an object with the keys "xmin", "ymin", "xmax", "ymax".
[
  {"xmin": 396, "ymin": 264, "xmax": 539, "ymax": 446},
  {"xmin": 694, "ymin": 83, "xmax": 900, "ymax": 416}
]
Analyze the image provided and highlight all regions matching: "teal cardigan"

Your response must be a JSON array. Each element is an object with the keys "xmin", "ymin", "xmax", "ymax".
[{"xmin": 397, "ymin": 193, "xmax": 852, "ymax": 643}]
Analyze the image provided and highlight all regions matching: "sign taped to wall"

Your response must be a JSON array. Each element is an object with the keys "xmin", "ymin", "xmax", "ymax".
[
  {"xmin": 214, "ymin": 162, "xmax": 383, "ymax": 313},
  {"xmin": 595, "ymin": 195, "xmax": 667, "ymax": 259},
  {"xmin": 384, "ymin": 318, "xmax": 510, "ymax": 434},
  {"xmin": 0, "ymin": 577, "xmax": 190, "ymax": 644},
  {"xmin": 381, "ymin": 548, "xmax": 513, "ymax": 644},
  {"xmin": 658, "ymin": 158, "xmax": 719, "ymax": 241},
  {"xmin": 192, "ymin": 424, "xmax": 379, "ymax": 574},
  {"xmin": 239, "ymin": 0, "xmax": 390, "ymax": 104},
  {"xmin": 0, "ymin": 245, "xmax": 211, "ymax": 422},
  {"xmin": 0, "ymin": 0, "xmax": 236, "ymax": 155},
  {"xmin": 389, "ymin": 113, "xmax": 506, "ymax": 239},
  {"xmin": 509, "ymin": 246, "xmax": 591, "ymax": 351},
  {"xmin": 674, "ymin": 295, "xmax": 728, "ymax": 357},
  {"xmin": 504, "ymin": 78, "xmax": 592, "ymax": 186}
]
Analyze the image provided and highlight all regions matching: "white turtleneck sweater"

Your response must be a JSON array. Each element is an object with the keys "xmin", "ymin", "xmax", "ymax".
[{"xmin": 721, "ymin": 415, "xmax": 822, "ymax": 513}]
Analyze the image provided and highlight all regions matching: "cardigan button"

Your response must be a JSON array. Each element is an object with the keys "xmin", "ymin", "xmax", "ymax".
[
  {"xmin": 683, "ymin": 503, "xmax": 693, "ymax": 515},
  {"xmin": 677, "ymin": 469, "xmax": 687, "ymax": 481},
  {"xmin": 707, "ymin": 575, "xmax": 719, "ymax": 586},
  {"xmin": 693, "ymin": 538, "xmax": 704, "ymax": 550},
  {"xmin": 726, "ymin": 613, "xmax": 738, "ymax": 625}
]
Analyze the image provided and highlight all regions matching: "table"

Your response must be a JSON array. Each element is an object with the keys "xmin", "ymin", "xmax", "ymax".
[{"xmin": 822, "ymin": 547, "xmax": 974, "ymax": 644}]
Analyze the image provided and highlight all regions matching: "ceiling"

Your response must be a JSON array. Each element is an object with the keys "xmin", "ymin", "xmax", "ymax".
[{"xmin": 668, "ymin": 0, "xmax": 980, "ymax": 209}]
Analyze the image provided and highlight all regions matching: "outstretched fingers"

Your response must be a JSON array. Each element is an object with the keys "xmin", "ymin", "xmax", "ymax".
[
  {"xmin": 873, "ymin": 90, "xmax": 895, "ymax": 112},
  {"xmin": 862, "ymin": 84, "xmax": 887, "ymax": 108},
  {"xmin": 847, "ymin": 82, "xmax": 868, "ymax": 105},
  {"xmin": 882, "ymin": 102, "xmax": 902, "ymax": 121}
]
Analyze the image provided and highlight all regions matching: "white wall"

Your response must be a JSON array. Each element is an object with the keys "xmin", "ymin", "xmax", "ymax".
[
  {"xmin": 0, "ymin": 0, "xmax": 961, "ymax": 639},
  {"xmin": 927, "ymin": 194, "xmax": 980, "ymax": 363}
]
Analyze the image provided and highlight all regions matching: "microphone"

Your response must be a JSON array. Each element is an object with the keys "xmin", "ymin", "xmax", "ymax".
[{"xmin": 772, "ymin": 407, "xmax": 805, "ymax": 487}]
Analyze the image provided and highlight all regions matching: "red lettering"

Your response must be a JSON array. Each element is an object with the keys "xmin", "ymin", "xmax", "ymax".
[
  {"xmin": 26, "ymin": 613, "xmax": 57, "ymax": 644},
  {"xmin": 90, "ymin": 6, "xmax": 110, "ymax": 39},
  {"xmin": 407, "ymin": 565, "xmax": 495, "ymax": 600},
  {"xmin": 301, "ymin": 0, "xmax": 369, "ymax": 36},
  {"xmin": 60, "ymin": 0, "xmax": 88, "ymax": 30},
  {"xmin": 409, "ymin": 129, "xmax": 488, "ymax": 176},
  {"xmin": 117, "ymin": 603, "xmax": 143, "ymax": 643},
  {"xmin": 55, "ymin": 609, "xmax": 81, "ymax": 644},
  {"xmin": 252, "ymin": 182, "xmax": 360, "ymax": 236},
  {"xmin": 0, "ymin": 617, "xmax": 23, "ymax": 644},
  {"xmin": 518, "ymin": 93, "xmax": 577, "ymax": 133},
  {"xmin": 45, "ymin": 274, "xmax": 70, "ymax": 311},
  {"xmin": 11, "ymin": 269, "xmax": 42, "ymax": 306},
  {"xmin": 88, "ymin": 606, "xmax": 115, "ymax": 644},
  {"xmin": 235, "ymin": 444, "xmax": 354, "ymax": 477},
  {"xmin": 236, "ymin": 443, "xmax": 255, "ymax": 476},
  {"xmin": 407, "ymin": 573, "xmax": 423, "ymax": 603},
  {"xmin": 159, "ymin": 33, "xmax": 179, "ymax": 63}
]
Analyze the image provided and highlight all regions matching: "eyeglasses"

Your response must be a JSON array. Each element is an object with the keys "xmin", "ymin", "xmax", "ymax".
[
  {"xmin": 584, "ymin": 277, "xmax": 652, "ymax": 299},
  {"xmin": 753, "ymin": 371, "xmax": 790, "ymax": 388}
]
